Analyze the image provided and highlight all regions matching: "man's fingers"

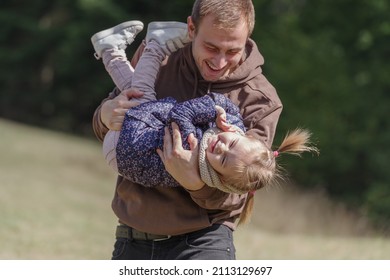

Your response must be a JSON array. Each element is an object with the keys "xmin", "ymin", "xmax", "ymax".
[
  {"xmin": 158, "ymin": 125, "xmax": 203, "ymax": 191},
  {"xmin": 188, "ymin": 133, "xmax": 198, "ymax": 151},
  {"xmin": 117, "ymin": 88, "xmax": 144, "ymax": 109},
  {"xmin": 113, "ymin": 108, "xmax": 128, "ymax": 116},
  {"xmin": 122, "ymin": 88, "xmax": 144, "ymax": 99},
  {"xmin": 163, "ymin": 126, "xmax": 172, "ymax": 155},
  {"xmin": 156, "ymin": 148, "xmax": 164, "ymax": 162},
  {"xmin": 108, "ymin": 118, "xmax": 125, "ymax": 131},
  {"xmin": 117, "ymin": 97, "xmax": 140, "ymax": 110},
  {"xmin": 171, "ymin": 123, "xmax": 183, "ymax": 152}
]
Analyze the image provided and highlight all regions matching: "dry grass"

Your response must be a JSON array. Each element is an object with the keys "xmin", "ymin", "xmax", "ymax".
[
  {"xmin": 0, "ymin": 119, "xmax": 117, "ymax": 259},
  {"xmin": 1, "ymin": 118, "xmax": 389, "ymax": 260},
  {"xmin": 235, "ymin": 187, "xmax": 390, "ymax": 259}
]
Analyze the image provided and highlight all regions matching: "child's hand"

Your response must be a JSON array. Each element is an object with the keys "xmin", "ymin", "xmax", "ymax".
[{"xmin": 215, "ymin": 106, "xmax": 236, "ymax": 132}]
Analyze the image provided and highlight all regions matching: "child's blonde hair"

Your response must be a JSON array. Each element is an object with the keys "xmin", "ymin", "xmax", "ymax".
[{"xmin": 219, "ymin": 128, "xmax": 319, "ymax": 225}]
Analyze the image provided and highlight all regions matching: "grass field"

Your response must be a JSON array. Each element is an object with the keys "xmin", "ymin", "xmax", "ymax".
[{"xmin": 1, "ymin": 118, "xmax": 389, "ymax": 259}]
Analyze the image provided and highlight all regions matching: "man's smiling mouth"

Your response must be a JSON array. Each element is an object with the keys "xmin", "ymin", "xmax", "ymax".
[{"xmin": 206, "ymin": 61, "xmax": 224, "ymax": 72}]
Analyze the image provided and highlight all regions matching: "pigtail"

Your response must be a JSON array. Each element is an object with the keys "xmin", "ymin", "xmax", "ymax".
[
  {"xmin": 237, "ymin": 128, "xmax": 318, "ymax": 226},
  {"xmin": 276, "ymin": 128, "xmax": 319, "ymax": 156}
]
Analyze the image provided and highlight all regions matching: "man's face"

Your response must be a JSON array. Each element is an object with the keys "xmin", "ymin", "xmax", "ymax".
[{"xmin": 187, "ymin": 14, "xmax": 249, "ymax": 82}]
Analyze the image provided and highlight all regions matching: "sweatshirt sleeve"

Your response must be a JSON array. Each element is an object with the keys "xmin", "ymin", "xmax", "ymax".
[
  {"xmin": 187, "ymin": 185, "xmax": 246, "ymax": 211},
  {"xmin": 245, "ymin": 102, "xmax": 282, "ymax": 147}
]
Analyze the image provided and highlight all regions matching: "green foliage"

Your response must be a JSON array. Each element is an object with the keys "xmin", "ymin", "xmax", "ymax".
[
  {"xmin": 0, "ymin": 0, "xmax": 389, "ymax": 228},
  {"xmin": 251, "ymin": 0, "xmax": 390, "ymax": 228}
]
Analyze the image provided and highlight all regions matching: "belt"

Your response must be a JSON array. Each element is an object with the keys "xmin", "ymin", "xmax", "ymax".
[{"xmin": 116, "ymin": 225, "xmax": 172, "ymax": 241}]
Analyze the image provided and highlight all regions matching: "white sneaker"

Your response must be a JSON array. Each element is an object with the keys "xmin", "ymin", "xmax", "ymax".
[
  {"xmin": 145, "ymin": 21, "xmax": 190, "ymax": 56},
  {"xmin": 91, "ymin": 20, "xmax": 144, "ymax": 59}
]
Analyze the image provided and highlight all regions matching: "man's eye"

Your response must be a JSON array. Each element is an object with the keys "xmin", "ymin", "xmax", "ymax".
[{"xmin": 228, "ymin": 50, "xmax": 239, "ymax": 55}]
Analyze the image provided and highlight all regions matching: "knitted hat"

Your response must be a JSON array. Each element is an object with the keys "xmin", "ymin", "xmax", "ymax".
[{"xmin": 198, "ymin": 127, "xmax": 247, "ymax": 194}]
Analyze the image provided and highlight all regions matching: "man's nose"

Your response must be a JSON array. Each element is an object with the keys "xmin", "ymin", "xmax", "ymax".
[{"xmin": 213, "ymin": 54, "xmax": 228, "ymax": 69}]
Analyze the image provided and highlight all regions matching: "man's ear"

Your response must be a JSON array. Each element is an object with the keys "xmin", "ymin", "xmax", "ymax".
[{"xmin": 187, "ymin": 16, "xmax": 196, "ymax": 39}]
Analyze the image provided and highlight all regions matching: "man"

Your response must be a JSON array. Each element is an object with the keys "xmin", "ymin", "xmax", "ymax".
[{"xmin": 92, "ymin": 0, "xmax": 282, "ymax": 260}]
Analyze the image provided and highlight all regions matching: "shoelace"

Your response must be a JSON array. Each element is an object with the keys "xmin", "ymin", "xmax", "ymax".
[{"xmin": 124, "ymin": 27, "xmax": 138, "ymax": 44}]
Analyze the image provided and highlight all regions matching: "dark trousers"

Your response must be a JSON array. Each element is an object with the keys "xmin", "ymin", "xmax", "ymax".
[{"xmin": 111, "ymin": 224, "xmax": 236, "ymax": 260}]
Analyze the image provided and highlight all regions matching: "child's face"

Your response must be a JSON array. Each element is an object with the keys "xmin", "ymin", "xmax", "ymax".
[{"xmin": 206, "ymin": 131, "xmax": 265, "ymax": 178}]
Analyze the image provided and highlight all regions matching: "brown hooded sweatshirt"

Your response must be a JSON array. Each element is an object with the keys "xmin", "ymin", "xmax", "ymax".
[{"xmin": 92, "ymin": 39, "xmax": 282, "ymax": 235}]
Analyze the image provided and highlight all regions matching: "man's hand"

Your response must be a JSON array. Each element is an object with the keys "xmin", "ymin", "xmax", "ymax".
[
  {"xmin": 101, "ymin": 88, "xmax": 144, "ymax": 130},
  {"xmin": 157, "ymin": 123, "xmax": 205, "ymax": 191}
]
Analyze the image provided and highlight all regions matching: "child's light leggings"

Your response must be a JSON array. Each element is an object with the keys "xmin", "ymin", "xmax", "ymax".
[{"xmin": 101, "ymin": 41, "xmax": 165, "ymax": 173}]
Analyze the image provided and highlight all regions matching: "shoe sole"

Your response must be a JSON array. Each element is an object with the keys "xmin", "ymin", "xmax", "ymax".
[{"xmin": 91, "ymin": 20, "xmax": 144, "ymax": 43}]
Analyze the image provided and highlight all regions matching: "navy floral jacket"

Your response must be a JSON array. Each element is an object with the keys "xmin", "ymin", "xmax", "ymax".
[{"xmin": 116, "ymin": 92, "xmax": 245, "ymax": 188}]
